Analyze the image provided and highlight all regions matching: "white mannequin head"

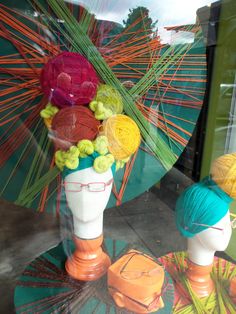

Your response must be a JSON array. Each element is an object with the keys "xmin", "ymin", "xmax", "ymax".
[
  {"xmin": 188, "ymin": 210, "xmax": 232, "ymax": 266},
  {"xmin": 64, "ymin": 166, "xmax": 113, "ymax": 239}
]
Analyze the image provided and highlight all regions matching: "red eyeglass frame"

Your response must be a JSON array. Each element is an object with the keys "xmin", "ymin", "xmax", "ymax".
[
  {"xmin": 62, "ymin": 178, "xmax": 114, "ymax": 192},
  {"xmin": 191, "ymin": 218, "xmax": 236, "ymax": 232}
]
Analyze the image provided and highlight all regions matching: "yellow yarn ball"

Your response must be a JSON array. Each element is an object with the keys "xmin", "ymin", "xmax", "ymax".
[
  {"xmin": 103, "ymin": 114, "xmax": 141, "ymax": 160},
  {"xmin": 211, "ymin": 153, "xmax": 236, "ymax": 198}
]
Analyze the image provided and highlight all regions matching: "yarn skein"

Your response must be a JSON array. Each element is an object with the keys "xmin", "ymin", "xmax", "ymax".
[
  {"xmin": 40, "ymin": 52, "xmax": 99, "ymax": 107},
  {"xmin": 211, "ymin": 153, "xmax": 236, "ymax": 199},
  {"xmin": 51, "ymin": 106, "xmax": 100, "ymax": 150},
  {"xmin": 103, "ymin": 114, "xmax": 141, "ymax": 160},
  {"xmin": 89, "ymin": 84, "xmax": 123, "ymax": 120}
]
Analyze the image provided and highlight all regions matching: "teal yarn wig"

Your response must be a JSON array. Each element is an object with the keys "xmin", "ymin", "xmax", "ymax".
[{"xmin": 175, "ymin": 176, "xmax": 233, "ymax": 238}]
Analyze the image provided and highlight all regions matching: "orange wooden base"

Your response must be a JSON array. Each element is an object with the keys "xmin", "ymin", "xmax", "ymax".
[
  {"xmin": 65, "ymin": 235, "xmax": 111, "ymax": 281},
  {"xmin": 158, "ymin": 252, "xmax": 236, "ymax": 312},
  {"xmin": 186, "ymin": 259, "xmax": 215, "ymax": 298}
]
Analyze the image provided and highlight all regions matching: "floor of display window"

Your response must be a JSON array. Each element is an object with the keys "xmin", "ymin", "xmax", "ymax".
[{"xmin": 0, "ymin": 167, "xmax": 234, "ymax": 313}]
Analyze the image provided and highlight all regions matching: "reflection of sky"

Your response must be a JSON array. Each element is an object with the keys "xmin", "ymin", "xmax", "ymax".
[{"xmin": 65, "ymin": 0, "xmax": 216, "ymax": 43}]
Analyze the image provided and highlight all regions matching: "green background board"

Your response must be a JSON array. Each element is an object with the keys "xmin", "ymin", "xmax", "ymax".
[
  {"xmin": 200, "ymin": 0, "xmax": 236, "ymax": 260},
  {"xmin": 14, "ymin": 238, "xmax": 175, "ymax": 313},
  {"xmin": 0, "ymin": 0, "xmax": 207, "ymax": 212}
]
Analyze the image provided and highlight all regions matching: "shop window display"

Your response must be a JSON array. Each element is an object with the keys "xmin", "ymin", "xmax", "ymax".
[{"xmin": 0, "ymin": 0, "xmax": 236, "ymax": 313}]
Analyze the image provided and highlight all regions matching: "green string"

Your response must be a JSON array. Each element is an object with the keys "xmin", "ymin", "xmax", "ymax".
[
  {"xmin": 0, "ymin": 118, "xmax": 42, "ymax": 197},
  {"xmin": 16, "ymin": 166, "xmax": 60, "ymax": 206},
  {"xmin": 17, "ymin": 126, "xmax": 48, "ymax": 201}
]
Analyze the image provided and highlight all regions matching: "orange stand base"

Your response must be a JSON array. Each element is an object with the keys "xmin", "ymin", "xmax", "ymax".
[
  {"xmin": 65, "ymin": 235, "xmax": 111, "ymax": 281},
  {"xmin": 186, "ymin": 259, "xmax": 215, "ymax": 298}
]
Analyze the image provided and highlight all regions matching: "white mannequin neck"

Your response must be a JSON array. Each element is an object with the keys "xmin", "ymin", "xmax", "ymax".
[
  {"xmin": 73, "ymin": 213, "xmax": 103, "ymax": 239},
  {"xmin": 188, "ymin": 238, "xmax": 215, "ymax": 266}
]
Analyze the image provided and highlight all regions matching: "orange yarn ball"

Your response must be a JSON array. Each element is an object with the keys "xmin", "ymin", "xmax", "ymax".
[{"xmin": 51, "ymin": 106, "xmax": 100, "ymax": 150}]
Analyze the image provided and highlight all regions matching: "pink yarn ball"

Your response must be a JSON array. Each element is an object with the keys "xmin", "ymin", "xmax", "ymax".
[{"xmin": 40, "ymin": 52, "xmax": 99, "ymax": 107}]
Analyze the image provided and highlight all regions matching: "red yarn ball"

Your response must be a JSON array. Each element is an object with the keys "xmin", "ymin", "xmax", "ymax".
[
  {"xmin": 51, "ymin": 106, "xmax": 100, "ymax": 150},
  {"xmin": 40, "ymin": 52, "xmax": 99, "ymax": 107}
]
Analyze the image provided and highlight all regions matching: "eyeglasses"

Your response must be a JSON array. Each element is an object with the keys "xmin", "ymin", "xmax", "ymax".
[
  {"xmin": 121, "ymin": 268, "xmax": 163, "ymax": 280},
  {"xmin": 190, "ymin": 214, "xmax": 236, "ymax": 232},
  {"xmin": 63, "ymin": 178, "xmax": 113, "ymax": 192},
  {"xmin": 108, "ymin": 285, "xmax": 164, "ymax": 312},
  {"xmin": 120, "ymin": 252, "xmax": 163, "ymax": 280}
]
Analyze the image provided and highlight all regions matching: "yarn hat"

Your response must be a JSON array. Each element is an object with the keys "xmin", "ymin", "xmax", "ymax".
[{"xmin": 175, "ymin": 176, "xmax": 233, "ymax": 237}]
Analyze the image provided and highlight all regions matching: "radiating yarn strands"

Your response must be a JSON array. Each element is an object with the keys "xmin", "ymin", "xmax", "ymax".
[
  {"xmin": 159, "ymin": 252, "xmax": 236, "ymax": 313},
  {"xmin": 14, "ymin": 239, "xmax": 175, "ymax": 313},
  {"xmin": 0, "ymin": 1, "xmax": 206, "ymax": 212}
]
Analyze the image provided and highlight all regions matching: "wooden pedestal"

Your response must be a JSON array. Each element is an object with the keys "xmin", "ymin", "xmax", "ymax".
[
  {"xmin": 65, "ymin": 235, "xmax": 111, "ymax": 281},
  {"xmin": 186, "ymin": 259, "xmax": 215, "ymax": 298}
]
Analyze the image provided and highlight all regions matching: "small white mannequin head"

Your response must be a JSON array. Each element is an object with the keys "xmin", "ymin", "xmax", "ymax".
[
  {"xmin": 53, "ymin": 114, "xmax": 141, "ymax": 240},
  {"xmin": 63, "ymin": 165, "xmax": 114, "ymax": 239},
  {"xmin": 175, "ymin": 174, "xmax": 234, "ymax": 266},
  {"xmin": 61, "ymin": 151, "xmax": 116, "ymax": 239},
  {"xmin": 187, "ymin": 210, "xmax": 232, "ymax": 265}
]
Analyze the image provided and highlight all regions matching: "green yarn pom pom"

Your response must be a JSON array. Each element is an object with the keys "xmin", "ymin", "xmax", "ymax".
[
  {"xmin": 65, "ymin": 158, "xmax": 79, "ymax": 170},
  {"xmin": 40, "ymin": 103, "xmax": 59, "ymax": 119},
  {"xmin": 93, "ymin": 155, "xmax": 111, "ymax": 173},
  {"xmin": 55, "ymin": 151, "xmax": 66, "ymax": 171},
  {"xmin": 90, "ymin": 101, "xmax": 113, "ymax": 120},
  {"xmin": 89, "ymin": 84, "xmax": 123, "ymax": 120},
  {"xmin": 55, "ymin": 136, "xmax": 116, "ymax": 173},
  {"xmin": 93, "ymin": 136, "xmax": 109, "ymax": 155},
  {"xmin": 93, "ymin": 154, "xmax": 115, "ymax": 173},
  {"xmin": 55, "ymin": 146, "xmax": 80, "ymax": 171},
  {"xmin": 69, "ymin": 146, "xmax": 80, "ymax": 158},
  {"xmin": 77, "ymin": 140, "xmax": 94, "ymax": 158}
]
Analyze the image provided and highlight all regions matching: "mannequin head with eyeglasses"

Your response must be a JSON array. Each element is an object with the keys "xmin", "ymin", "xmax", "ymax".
[
  {"xmin": 187, "ymin": 211, "xmax": 233, "ymax": 265},
  {"xmin": 51, "ymin": 108, "xmax": 142, "ymax": 242},
  {"xmin": 175, "ymin": 153, "xmax": 236, "ymax": 266},
  {"xmin": 62, "ymin": 155, "xmax": 115, "ymax": 239}
]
